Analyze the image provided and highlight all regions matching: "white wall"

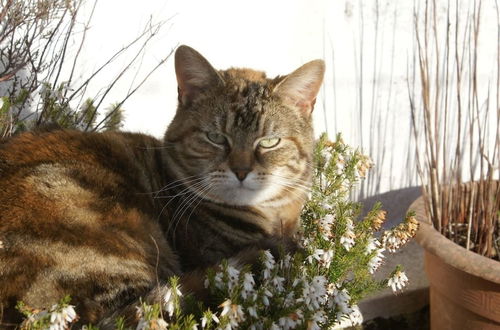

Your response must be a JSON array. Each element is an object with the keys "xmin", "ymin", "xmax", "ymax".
[{"xmin": 72, "ymin": 0, "xmax": 499, "ymax": 198}]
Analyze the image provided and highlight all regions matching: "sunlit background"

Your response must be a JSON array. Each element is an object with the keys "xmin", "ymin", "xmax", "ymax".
[{"xmin": 27, "ymin": 0, "xmax": 500, "ymax": 198}]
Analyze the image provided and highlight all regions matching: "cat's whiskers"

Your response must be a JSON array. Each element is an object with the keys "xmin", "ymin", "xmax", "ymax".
[
  {"xmin": 266, "ymin": 173, "xmax": 312, "ymax": 191},
  {"xmin": 154, "ymin": 181, "xmax": 207, "ymax": 201},
  {"xmin": 270, "ymin": 183, "xmax": 309, "ymax": 204},
  {"xmin": 170, "ymin": 183, "xmax": 208, "ymax": 224},
  {"xmin": 265, "ymin": 176, "xmax": 311, "ymax": 200},
  {"xmin": 153, "ymin": 177, "xmax": 206, "ymax": 199},
  {"xmin": 158, "ymin": 180, "xmax": 209, "ymax": 230},
  {"xmin": 151, "ymin": 175, "xmax": 204, "ymax": 197},
  {"xmin": 181, "ymin": 183, "xmax": 218, "ymax": 238},
  {"xmin": 169, "ymin": 181, "xmax": 215, "ymax": 243}
]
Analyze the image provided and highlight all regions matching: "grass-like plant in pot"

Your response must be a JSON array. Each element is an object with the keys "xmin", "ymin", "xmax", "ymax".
[{"xmin": 408, "ymin": 1, "xmax": 500, "ymax": 328}]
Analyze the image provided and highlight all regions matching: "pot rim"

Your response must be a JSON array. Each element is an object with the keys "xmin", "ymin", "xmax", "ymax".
[{"xmin": 409, "ymin": 195, "xmax": 500, "ymax": 284}]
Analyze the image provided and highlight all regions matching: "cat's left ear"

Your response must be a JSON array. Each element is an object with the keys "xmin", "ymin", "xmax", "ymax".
[
  {"xmin": 273, "ymin": 60, "xmax": 325, "ymax": 116},
  {"xmin": 175, "ymin": 45, "xmax": 224, "ymax": 106}
]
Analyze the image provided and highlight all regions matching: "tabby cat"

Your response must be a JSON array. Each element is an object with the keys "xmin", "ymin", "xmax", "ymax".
[{"xmin": 0, "ymin": 45, "xmax": 325, "ymax": 327}]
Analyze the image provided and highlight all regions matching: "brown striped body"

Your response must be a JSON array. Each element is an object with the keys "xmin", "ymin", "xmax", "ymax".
[{"xmin": 0, "ymin": 46, "xmax": 324, "ymax": 327}]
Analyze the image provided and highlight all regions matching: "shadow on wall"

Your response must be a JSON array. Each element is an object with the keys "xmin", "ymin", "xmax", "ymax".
[{"xmin": 360, "ymin": 186, "xmax": 422, "ymax": 228}]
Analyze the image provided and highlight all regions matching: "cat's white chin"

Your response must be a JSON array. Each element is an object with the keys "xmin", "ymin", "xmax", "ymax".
[{"xmin": 207, "ymin": 183, "xmax": 280, "ymax": 206}]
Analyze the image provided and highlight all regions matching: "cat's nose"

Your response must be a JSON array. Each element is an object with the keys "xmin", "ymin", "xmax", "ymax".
[{"xmin": 232, "ymin": 168, "xmax": 251, "ymax": 182}]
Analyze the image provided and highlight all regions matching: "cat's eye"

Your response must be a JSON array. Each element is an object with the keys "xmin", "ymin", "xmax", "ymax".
[
  {"xmin": 258, "ymin": 137, "xmax": 281, "ymax": 148},
  {"xmin": 206, "ymin": 132, "xmax": 227, "ymax": 145}
]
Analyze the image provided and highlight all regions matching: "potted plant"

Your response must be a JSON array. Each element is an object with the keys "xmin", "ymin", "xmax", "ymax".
[{"xmin": 408, "ymin": 1, "xmax": 500, "ymax": 328}]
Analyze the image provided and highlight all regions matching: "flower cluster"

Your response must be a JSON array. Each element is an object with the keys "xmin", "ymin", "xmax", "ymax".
[
  {"xmin": 197, "ymin": 133, "xmax": 418, "ymax": 329},
  {"xmin": 387, "ymin": 268, "xmax": 410, "ymax": 293},
  {"xmin": 17, "ymin": 296, "xmax": 77, "ymax": 330},
  {"xmin": 382, "ymin": 213, "xmax": 419, "ymax": 252}
]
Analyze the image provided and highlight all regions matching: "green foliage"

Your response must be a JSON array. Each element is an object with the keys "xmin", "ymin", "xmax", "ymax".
[{"xmin": 103, "ymin": 102, "xmax": 124, "ymax": 131}]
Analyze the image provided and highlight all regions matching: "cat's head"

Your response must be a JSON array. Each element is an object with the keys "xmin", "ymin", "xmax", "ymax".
[{"xmin": 164, "ymin": 45, "xmax": 324, "ymax": 207}]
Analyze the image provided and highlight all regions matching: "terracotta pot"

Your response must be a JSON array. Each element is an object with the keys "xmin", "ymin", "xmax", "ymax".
[{"xmin": 409, "ymin": 195, "xmax": 500, "ymax": 330}]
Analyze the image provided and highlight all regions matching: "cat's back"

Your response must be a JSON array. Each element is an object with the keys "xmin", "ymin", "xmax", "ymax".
[
  {"xmin": 1, "ymin": 129, "xmax": 156, "ymax": 169},
  {"xmin": 0, "ymin": 129, "xmax": 165, "ymax": 220},
  {"xmin": 0, "ymin": 129, "xmax": 178, "ymax": 325}
]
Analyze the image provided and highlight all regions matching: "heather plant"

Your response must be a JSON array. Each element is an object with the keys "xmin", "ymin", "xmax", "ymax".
[{"xmin": 17, "ymin": 133, "xmax": 418, "ymax": 330}]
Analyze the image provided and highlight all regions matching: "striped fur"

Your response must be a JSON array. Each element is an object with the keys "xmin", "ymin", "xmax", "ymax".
[{"xmin": 0, "ymin": 45, "xmax": 324, "ymax": 327}]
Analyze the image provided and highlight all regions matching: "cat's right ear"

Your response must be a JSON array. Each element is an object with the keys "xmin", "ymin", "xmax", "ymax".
[
  {"xmin": 175, "ymin": 45, "xmax": 224, "ymax": 106},
  {"xmin": 273, "ymin": 59, "xmax": 325, "ymax": 117}
]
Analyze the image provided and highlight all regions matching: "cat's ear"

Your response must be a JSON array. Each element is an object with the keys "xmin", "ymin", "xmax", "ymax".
[
  {"xmin": 175, "ymin": 45, "xmax": 224, "ymax": 106},
  {"xmin": 273, "ymin": 60, "xmax": 325, "ymax": 116}
]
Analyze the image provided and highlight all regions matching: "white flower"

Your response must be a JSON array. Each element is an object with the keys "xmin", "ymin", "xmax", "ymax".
[
  {"xmin": 201, "ymin": 313, "xmax": 220, "ymax": 328},
  {"xmin": 48, "ymin": 305, "xmax": 76, "ymax": 330},
  {"xmin": 320, "ymin": 249, "xmax": 334, "ymax": 268},
  {"xmin": 278, "ymin": 311, "xmax": 304, "ymax": 330},
  {"xmin": 271, "ymin": 276, "xmax": 285, "ymax": 292},
  {"xmin": 227, "ymin": 265, "xmax": 240, "ymax": 282},
  {"xmin": 307, "ymin": 249, "xmax": 334, "ymax": 268},
  {"xmin": 308, "ymin": 310, "xmax": 327, "ymax": 330},
  {"xmin": 262, "ymin": 250, "xmax": 275, "ymax": 280},
  {"xmin": 262, "ymin": 295, "xmax": 269, "ymax": 306},
  {"xmin": 340, "ymin": 219, "xmax": 356, "ymax": 251},
  {"xmin": 301, "ymin": 237, "xmax": 313, "ymax": 247},
  {"xmin": 322, "ymin": 214, "xmax": 335, "ymax": 225},
  {"xmin": 382, "ymin": 230, "xmax": 401, "ymax": 252},
  {"xmin": 269, "ymin": 322, "xmax": 280, "ymax": 330},
  {"xmin": 284, "ymin": 292, "xmax": 296, "ymax": 307},
  {"xmin": 307, "ymin": 249, "xmax": 324, "ymax": 264},
  {"xmin": 301, "ymin": 276, "xmax": 328, "ymax": 311},
  {"xmin": 329, "ymin": 287, "xmax": 351, "ymax": 312},
  {"xmin": 365, "ymin": 237, "xmax": 385, "ymax": 274},
  {"xmin": 319, "ymin": 214, "xmax": 335, "ymax": 239},
  {"xmin": 164, "ymin": 284, "xmax": 182, "ymax": 317},
  {"xmin": 348, "ymin": 305, "xmax": 363, "ymax": 325},
  {"xmin": 226, "ymin": 265, "xmax": 240, "ymax": 291},
  {"xmin": 249, "ymin": 323, "xmax": 264, "ymax": 330},
  {"xmin": 278, "ymin": 312, "xmax": 302, "ymax": 330},
  {"xmin": 260, "ymin": 288, "xmax": 272, "ymax": 306},
  {"xmin": 365, "ymin": 237, "xmax": 380, "ymax": 254},
  {"xmin": 243, "ymin": 272, "xmax": 255, "ymax": 290},
  {"xmin": 367, "ymin": 248, "xmax": 385, "ymax": 274},
  {"xmin": 241, "ymin": 272, "xmax": 255, "ymax": 299},
  {"xmin": 219, "ymin": 299, "xmax": 245, "ymax": 328},
  {"xmin": 320, "ymin": 202, "xmax": 333, "ymax": 210},
  {"xmin": 388, "ymin": 270, "xmax": 409, "ymax": 292},
  {"xmin": 279, "ymin": 254, "xmax": 292, "ymax": 269},
  {"xmin": 220, "ymin": 299, "xmax": 232, "ymax": 317},
  {"xmin": 263, "ymin": 250, "xmax": 275, "ymax": 267},
  {"xmin": 154, "ymin": 318, "xmax": 169, "ymax": 330},
  {"xmin": 333, "ymin": 304, "xmax": 363, "ymax": 328},
  {"xmin": 211, "ymin": 271, "xmax": 224, "ymax": 289},
  {"xmin": 247, "ymin": 306, "xmax": 258, "ymax": 318}
]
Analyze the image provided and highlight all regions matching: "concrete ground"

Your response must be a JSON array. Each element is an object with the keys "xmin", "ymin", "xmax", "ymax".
[{"xmin": 358, "ymin": 187, "xmax": 430, "ymax": 321}]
